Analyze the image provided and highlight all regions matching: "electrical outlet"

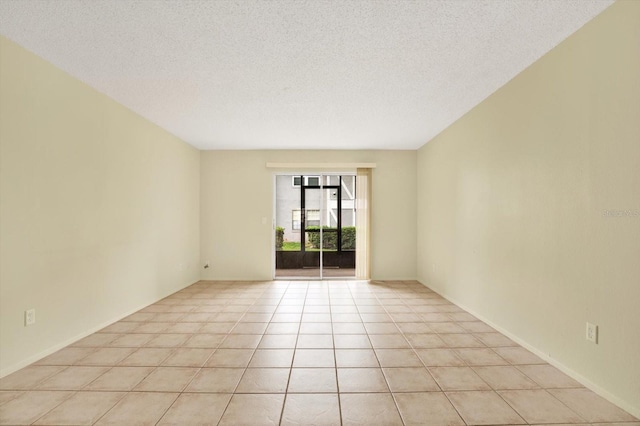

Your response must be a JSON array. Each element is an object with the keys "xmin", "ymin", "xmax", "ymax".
[
  {"xmin": 25, "ymin": 309, "xmax": 36, "ymax": 326},
  {"xmin": 586, "ymin": 322, "xmax": 598, "ymax": 343}
]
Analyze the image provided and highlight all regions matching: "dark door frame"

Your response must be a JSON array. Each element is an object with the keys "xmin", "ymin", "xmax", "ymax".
[
  {"xmin": 300, "ymin": 176, "xmax": 342, "ymax": 256},
  {"xmin": 274, "ymin": 174, "xmax": 356, "ymax": 278}
]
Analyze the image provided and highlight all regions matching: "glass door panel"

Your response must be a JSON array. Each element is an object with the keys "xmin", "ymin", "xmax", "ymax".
[
  {"xmin": 321, "ymin": 175, "xmax": 355, "ymax": 278},
  {"xmin": 302, "ymin": 187, "xmax": 321, "ymax": 278},
  {"xmin": 275, "ymin": 175, "xmax": 302, "ymax": 278},
  {"xmin": 275, "ymin": 174, "xmax": 356, "ymax": 279}
]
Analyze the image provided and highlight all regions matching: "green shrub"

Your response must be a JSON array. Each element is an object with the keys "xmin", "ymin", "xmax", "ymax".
[
  {"xmin": 306, "ymin": 226, "xmax": 335, "ymax": 249},
  {"xmin": 341, "ymin": 226, "xmax": 356, "ymax": 250},
  {"xmin": 275, "ymin": 226, "xmax": 284, "ymax": 250},
  {"xmin": 306, "ymin": 226, "xmax": 355, "ymax": 250}
]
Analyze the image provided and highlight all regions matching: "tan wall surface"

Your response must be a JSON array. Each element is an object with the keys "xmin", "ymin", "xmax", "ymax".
[
  {"xmin": 200, "ymin": 150, "xmax": 416, "ymax": 280},
  {"xmin": 416, "ymin": 1, "xmax": 639, "ymax": 415},
  {"xmin": 0, "ymin": 37, "xmax": 201, "ymax": 375}
]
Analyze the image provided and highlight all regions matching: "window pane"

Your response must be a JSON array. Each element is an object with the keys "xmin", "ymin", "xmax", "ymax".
[
  {"xmin": 306, "ymin": 209, "xmax": 319, "ymax": 227},
  {"xmin": 327, "ymin": 175, "xmax": 340, "ymax": 186},
  {"xmin": 293, "ymin": 176, "xmax": 302, "ymax": 186},
  {"xmin": 307, "ymin": 176, "xmax": 320, "ymax": 186},
  {"xmin": 292, "ymin": 210, "xmax": 301, "ymax": 230}
]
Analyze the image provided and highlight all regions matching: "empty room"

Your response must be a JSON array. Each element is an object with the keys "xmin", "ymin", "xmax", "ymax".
[{"xmin": 0, "ymin": 0, "xmax": 639, "ymax": 425}]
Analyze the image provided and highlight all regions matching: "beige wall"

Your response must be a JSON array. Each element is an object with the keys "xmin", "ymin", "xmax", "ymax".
[
  {"xmin": 200, "ymin": 150, "xmax": 416, "ymax": 280},
  {"xmin": 0, "ymin": 37, "xmax": 201, "ymax": 376},
  {"xmin": 2, "ymin": 1, "xmax": 637, "ymax": 414},
  {"xmin": 416, "ymin": 1, "xmax": 639, "ymax": 415}
]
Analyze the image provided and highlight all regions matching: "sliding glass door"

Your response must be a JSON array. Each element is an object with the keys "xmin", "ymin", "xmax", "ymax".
[{"xmin": 275, "ymin": 174, "xmax": 356, "ymax": 279}]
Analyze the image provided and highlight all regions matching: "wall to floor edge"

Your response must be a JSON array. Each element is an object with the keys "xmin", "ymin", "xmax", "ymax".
[
  {"xmin": 416, "ymin": 1, "xmax": 640, "ymax": 415},
  {"xmin": 0, "ymin": 36, "xmax": 201, "ymax": 375},
  {"xmin": 200, "ymin": 150, "xmax": 417, "ymax": 281},
  {"xmin": 416, "ymin": 280, "xmax": 640, "ymax": 418},
  {"xmin": 0, "ymin": 280, "xmax": 200, "ymax": 378}
]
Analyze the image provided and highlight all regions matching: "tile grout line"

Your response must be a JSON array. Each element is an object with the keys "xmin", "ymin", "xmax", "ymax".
[
  {"xmin": 377, "ymin": 283, "xmax": 473, "ymax": 425},
  {"xmin": 160, "ymin": 283, "xmax": 245, "ymax": 426},
  {"xmin": 390, "ymin": 284, "xmax": 488, "ymax": 426},
  {"xmin": 377, "ymin": 288, "xmax": 407, "ymax": 425},
  {"xmin": 277, "ymin": 279, "xmax": 306, "ymax": 426},
  {"xmin": 2, "ymin": 280, "xmax": 635, "ymax": 425},
  {"xmin": 330, "ymin": 280, "xmax": 344, "ymax": 426},
  {"xmin": 407, "ymin": 285, "xmax": 581, "ymax": 425}
]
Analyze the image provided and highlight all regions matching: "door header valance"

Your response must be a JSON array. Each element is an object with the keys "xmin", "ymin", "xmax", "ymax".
[{"xmin": 266, "ymin": 162, "xmax": 376, "ymax": 169}]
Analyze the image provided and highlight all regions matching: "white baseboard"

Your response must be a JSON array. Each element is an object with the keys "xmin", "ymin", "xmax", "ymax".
[
  {"xmin": 0, "ymin": 280, "xmax": 198, "ymax": 379},
  {"xmin": 417, "ymin": 280, "xmax": 640, "ymax": 419}
]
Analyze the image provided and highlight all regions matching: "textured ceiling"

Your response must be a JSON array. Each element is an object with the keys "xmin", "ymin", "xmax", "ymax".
[{"xmin": 0, "ymin": 0, "xmax": 613, "ymax": 150}]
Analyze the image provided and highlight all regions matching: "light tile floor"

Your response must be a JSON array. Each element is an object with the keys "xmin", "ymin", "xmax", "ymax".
[{"xmin": 1, "ymin": 280, "xmax": 638, "ymax": 425}]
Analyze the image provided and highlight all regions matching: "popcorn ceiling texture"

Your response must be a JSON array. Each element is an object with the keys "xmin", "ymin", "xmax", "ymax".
[{"xmin": 0, "ymin": 0, "xmax": 613, "ymax": 150}]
